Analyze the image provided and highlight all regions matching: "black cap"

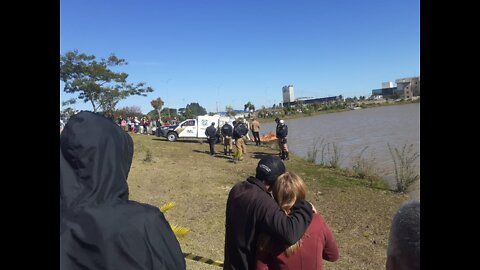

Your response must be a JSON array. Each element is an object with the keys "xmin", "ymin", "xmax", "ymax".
[
  {"xmin": 275, "ymin": 117, "xmax": 280, "ymax": 122},
  {"xmin": 256, "ymin": 155, "xmax": 286, "ymax": 184}
]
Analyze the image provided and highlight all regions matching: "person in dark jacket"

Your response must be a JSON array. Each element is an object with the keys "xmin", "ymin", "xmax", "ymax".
[
  {"xmin": 274, "ymin": 118, "xmax": 281, "ymax": 156},
  {"xmin": 232, "ymin": 120, "xmax": 248, "ymax": 161},
  {"xmin": 60, "ymin": 111, "xmax": 186, "ymax": 270},
  {"xmin": 205, "ymin": 122, "xmax": 217, "ymax": 156},
  {"xmin": 276, "ymin": 119, "xmax": 289, "ymax": 160},
  {"xmin": 221, "ymin": 122, "xmax": 234, "ymax": 155},
  {"xmin": 224, "ymin": 156, "xmax": 314, "ymax": 270}
]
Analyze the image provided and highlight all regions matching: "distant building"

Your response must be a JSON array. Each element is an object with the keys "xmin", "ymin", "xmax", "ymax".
[
  {"xmin": 283, "ymin": 96, "xmax": 339, "ymax": 107},
  {"xmin": 372, "ymin": 87, "xmax": 397, "ymax": 97},
  {"xmin": 281, "ymin": 84, "xmax": 339, "ymax": 107},
  {"xmin": 282, "ymin": 85, "xmax": 295, "ymax": 103},
  {"xmin": 382, "ymin": 82, "xmax": 394, "ymax": 89},
  {"xmin": 372, "ymin": 76, "xmax": 420, "ymax": 99},
  {"xmin": 395, "ymin": 77, "xmax": 420, "ymax": 99}
]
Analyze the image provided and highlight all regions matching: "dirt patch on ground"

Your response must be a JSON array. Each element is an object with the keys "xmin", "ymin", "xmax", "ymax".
[{"xmin": 127, "ymin": 134, "xmax": 407, "ymax": 270}]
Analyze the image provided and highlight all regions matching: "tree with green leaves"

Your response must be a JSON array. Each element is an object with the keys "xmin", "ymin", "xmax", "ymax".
[
  {"xmin": 60, "ymin": 50, "xmax": 154, "ymax": 113},
  {"xmin": 244, "ymin": 101, "xmax": 255, "ymax": 112},
  {"xmin": 151, "ymin": 97, "xmax": 164, "ymax": 122},
  {"xmin": 147, "ymin": 110, "xmax": 159, "ymax": 120},
  {"xmin": 61, "ymin": 107, "xmax": 76, "ymax": 118},
  {"xmin": 115, "ymin": 106, "xmax": 144, "ymax": 119},
  {"xmin": 185, "ymin": 102, "xmax": 207, "ymax": 117},
  {"xmin": 162, "ymin": 108, "xmax": 177, "ymax": 119}
]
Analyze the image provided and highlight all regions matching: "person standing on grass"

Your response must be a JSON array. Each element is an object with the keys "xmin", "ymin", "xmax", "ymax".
[
  {"xmin": 205, "ymin": 122, "xmax": 217, "ymax": 156},
  {"xmin": 275, "ymin": 118, "xmax": 281, "ymax": 155},
  {"xmin": 60, "ymin": 111, "xmax": 185, "ymax": 270},
  {"xmin": 232, "ymin": 120, "xmax": 248, "ymax": 161},
  {"xmin": 221, "ymin": 122, "xmax": 234, "ymax": 155},
  {"xmin": 250, "ymin": 117, "xmax": 261, "ymax": 146},
  {"xmin": 224, "ymin": 156, "xmax": 314, "ymax": 270},
  {"xmin": 276, "ymin": 120, "xmax": 289, "ymax": 160},
  {"xmin": 256, "ymin": 171, "xmax": 339, "ymax": 270}
]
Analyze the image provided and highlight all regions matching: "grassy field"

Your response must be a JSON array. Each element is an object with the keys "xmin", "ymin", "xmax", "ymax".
[{"xmin": 127, "ymin": 134, "xmax": 408, "ymax": 270}]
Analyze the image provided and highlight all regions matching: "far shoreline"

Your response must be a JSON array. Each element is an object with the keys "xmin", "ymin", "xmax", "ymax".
[{"xmin": 253, "ymin": 99, "xmax": 420, "ymax": 124}]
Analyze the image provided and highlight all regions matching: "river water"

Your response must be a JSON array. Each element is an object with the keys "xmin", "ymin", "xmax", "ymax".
[{"xmin": 260, "ymin": 103, "xmax": 420, "ymax": 196}]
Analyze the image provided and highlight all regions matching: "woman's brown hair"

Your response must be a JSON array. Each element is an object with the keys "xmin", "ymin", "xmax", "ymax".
[{"xmin": 257, "ymin": 171, "xmax": 308, "ymax": 257}]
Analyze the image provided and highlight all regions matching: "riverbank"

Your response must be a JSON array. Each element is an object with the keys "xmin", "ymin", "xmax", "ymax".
[
  {"xmin": 127, "ymin": 134, "xmax": 408, "ymax": 269},
  {"xmin": 255, "ymin": 99, "xmax": 420, "ymax": 124}
]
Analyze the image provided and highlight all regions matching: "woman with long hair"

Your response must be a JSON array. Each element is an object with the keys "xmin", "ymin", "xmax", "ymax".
[{"xmin": 256, "ymin": 171, "xmax": 339, "ymax": 270}]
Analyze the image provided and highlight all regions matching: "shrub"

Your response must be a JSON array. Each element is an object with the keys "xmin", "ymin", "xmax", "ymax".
[
  {"xmin": 143, "ymin": 149, "xmax": 153, "ymax": 162},
  {"xmin": 388, "ymin": 143, "xmax": 420, "ymax": 193},
  {"xmin": 327, "ymin": 142, "xmax": 342, "ymax": 168},
  {"xmin": 306, "ymin": 138, "xmax": 325, "ymax": 163},
  {"xmin": 352, "ymin": 146, "xmax": 384, "ymax": 187}
]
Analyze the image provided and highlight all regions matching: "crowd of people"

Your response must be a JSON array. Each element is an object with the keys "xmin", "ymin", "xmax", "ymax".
[
  {"xmin": 60, "ymin": 112, "xmax": 420, "ymax": 270},
  {"xmin": 207, "ymin": 116, "xmax": 292, "ymax": 162},
  {"xmin": 116, "ymin": 116, "xmax": 178, "ymax": 135}
]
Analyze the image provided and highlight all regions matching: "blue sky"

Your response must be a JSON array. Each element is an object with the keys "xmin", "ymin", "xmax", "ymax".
[{"xmin": 60, "ymin": 0, "xmax": 419, "ymax": 114}]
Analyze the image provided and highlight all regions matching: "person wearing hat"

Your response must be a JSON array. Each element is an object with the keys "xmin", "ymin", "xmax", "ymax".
[
  {"xmin": 276, "ymin": 119, "xmax": 289, "ymax": 160},
  {"xmin": 224, "ymin": 156, "xmax": 314, "ymax": 270},
  {"xmin": 205, "ymin": 122, "xmax": 217, "ymax": 156},
  {"xmin": 274, "ymin": 118, "xmax": 281, "ymax": 155},
  {"xmin": 60, "ymin": 111, "xmax": 185, "ymax": 269}
]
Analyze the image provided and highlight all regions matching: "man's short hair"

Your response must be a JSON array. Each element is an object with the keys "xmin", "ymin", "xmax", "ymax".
[{"xmin": 387, "ymin": 200, "xmax": 420, "ymax": 270}]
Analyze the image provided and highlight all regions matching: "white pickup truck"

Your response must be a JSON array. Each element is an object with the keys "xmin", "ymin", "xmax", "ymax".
[{"xmin": 156, "ymin": 115, "xmax": 235, "ymax": 142}]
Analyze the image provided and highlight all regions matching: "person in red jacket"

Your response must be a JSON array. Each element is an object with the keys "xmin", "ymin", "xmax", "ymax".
[
  {"xmin": 224, "ymin": 156, "xmax": 314, "ymax": 270},
  {"xmin": 256, "ymin": 171, "xmax": 339, "ymax": 270}
]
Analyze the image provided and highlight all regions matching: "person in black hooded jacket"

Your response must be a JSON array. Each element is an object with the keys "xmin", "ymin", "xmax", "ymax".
[{"xmin": 60, "ymin": 111, "xmax": 186, "ymax": 270}]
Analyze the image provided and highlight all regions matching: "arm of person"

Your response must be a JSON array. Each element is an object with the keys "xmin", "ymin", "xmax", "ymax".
[
  {"xmin": 321, "ymin": 216, "xmax": 339, "ymax": 262},
  {"xmin": 255, "ymin": 252, "xmax": 270, "ymax": 270},
  {"xmin": 259, "ymin": 197, "xmax": 313, "ymax": 245}
]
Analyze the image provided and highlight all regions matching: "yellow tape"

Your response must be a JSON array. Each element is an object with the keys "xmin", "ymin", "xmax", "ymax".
[{"xmin": 183, "ymin": 252, "xmax": 224, "ymax": 267}]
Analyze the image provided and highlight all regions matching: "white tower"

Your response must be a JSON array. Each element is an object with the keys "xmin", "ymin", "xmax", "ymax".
[
  {"xmin": 382, "ymin": 82, "xmax": 394, "ymax": 89},
  {"xmin": 282, "ymin": 85, "xmax": 295, "ymax": 103}
]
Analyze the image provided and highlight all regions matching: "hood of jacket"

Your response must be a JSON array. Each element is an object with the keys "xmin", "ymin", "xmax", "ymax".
[{"xmin": 60, "ymin": 111, "xmax": 134, "ymax": 209}]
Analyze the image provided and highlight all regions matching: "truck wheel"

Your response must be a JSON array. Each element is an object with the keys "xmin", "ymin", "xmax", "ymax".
[{"xmin": 167, "ymin": 132, "xmax": 178, "ymax": 142}]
